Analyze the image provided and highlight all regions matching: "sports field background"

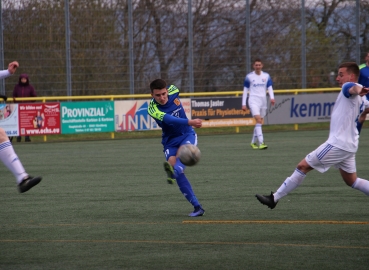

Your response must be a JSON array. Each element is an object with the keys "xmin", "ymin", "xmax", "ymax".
[{"xmin": 1, "ymin": 129, "xmax": 368, "ymax": 269}]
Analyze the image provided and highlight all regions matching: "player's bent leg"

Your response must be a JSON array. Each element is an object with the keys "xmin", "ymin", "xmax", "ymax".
[
  {"xmin": 339, "ymin": 169, "xmax": 357, "ymax": 187},
  {"xmin": 173, "ymin": 157, "xmax": 185, "ymax": 175},
  {"xmin": 0, "ymin": 128, "xmax": 8, "ymax": 142},
  {"xmin": 164, "ymin": 155, "xmax": 187, "ymax": 184},
  {"xmin": 351, "ymin": 177, "xmax": 369, "ymax": 196},
  {"xmin": 0, "ymin": 128, "xmax": 42, "ymax": 193},
  {"xmin": 273, "ymin": 168, "xmax": 306, "ymax": 201},
  {"xmin": 163, "ymin": 156, "xmax": 178, "ymax": 184},
  {"xmin": 163, "ymin": 162, "xmax": 176, "ymax": 184},
  {"xmin": 341, "ymin": 169, "xmax": 369, "ymax": 196},
  {"xmin": 256, "ymin": 166, "xmax": 308, "ymax": 209},
  {"xmin": 0, "ymin": 138, "xmax": 28, "ymax": 182}
]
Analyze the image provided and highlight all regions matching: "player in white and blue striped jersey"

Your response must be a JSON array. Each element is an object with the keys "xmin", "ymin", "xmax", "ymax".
[
  {"xmin": 256, "ymin": 62, "xmax": 369, "ymax": 209},
  {"xmin": 242, "ymin": 58, "xmax": 275, "ymax": 150},
  {"xmin": 148, "ymin": 79, "xmax": 205, "ymax": 217},
  {"xmin": 0, "ymin": 61, "xmax": 42, "ymax": 193}
]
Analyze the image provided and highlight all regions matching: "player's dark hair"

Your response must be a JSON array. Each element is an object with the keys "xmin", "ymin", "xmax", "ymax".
[
  {"xmin": 150, "ymin": 79, "xmax": 167, "ymax": 92},
  {"xmin": 253, "ymin": 58, "xmax": 262, "ymax": 64},
  {"xmin": 339, "ymin": 62, "xmax": 360, "ymax": 78}
]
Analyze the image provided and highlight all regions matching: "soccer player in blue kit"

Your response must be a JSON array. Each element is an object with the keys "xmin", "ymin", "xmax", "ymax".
[
  {"xmin": 148, "ymin": 79, "xmax": 205, "ymax": 217},
  {"xmin": 357, "ymin": 52, "xmax": 369, "ymax": 130},
  {"xmin": 359, "ymin": 52, "xmax": 369, "ymax": 90}
]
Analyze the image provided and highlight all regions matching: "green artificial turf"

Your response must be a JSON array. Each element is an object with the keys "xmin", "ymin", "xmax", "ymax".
[{"xmin": 0, "ymin": 129, "xmax": 368, "ymax": 269}]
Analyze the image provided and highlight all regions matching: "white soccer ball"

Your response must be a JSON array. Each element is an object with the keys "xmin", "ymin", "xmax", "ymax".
[{"xmin": 178, "ymin": 144, "xmax": 201, "ymax": 166}]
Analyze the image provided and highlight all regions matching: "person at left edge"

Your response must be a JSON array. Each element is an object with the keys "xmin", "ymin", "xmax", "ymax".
[
  {"xmin": 0, "ymin": 61, "xmax": 42, "ymax": 193},
  {"xmin": 148, "ymin": 79, "xmax": 205, "ymax": 217}
]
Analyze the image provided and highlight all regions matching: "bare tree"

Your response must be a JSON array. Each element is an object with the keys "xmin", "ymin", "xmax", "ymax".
[{"xmin": 1, "ymin": 0, "xmax": 369, "ymax": 96}]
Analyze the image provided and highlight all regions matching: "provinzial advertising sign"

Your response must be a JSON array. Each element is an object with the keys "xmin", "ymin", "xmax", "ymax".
[
  {"xmin": 191, "ymin": 97, "xmax": 254, "ymax": 127},
  {"xmin": 61, "ymin": 101, "xmax": 115, "ymax": 134},
  {"xmin": 18, "ymin": 102, "xmax": 61, "ymax": 136}
]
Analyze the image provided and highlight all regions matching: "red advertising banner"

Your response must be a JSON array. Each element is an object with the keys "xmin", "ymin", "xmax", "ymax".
[{"xmin": 18, "ymin": 103, "xmax": 61, "ymax": 136}]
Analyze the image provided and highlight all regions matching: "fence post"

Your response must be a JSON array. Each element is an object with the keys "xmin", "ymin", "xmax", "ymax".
[{"xmin": 64, "ymin": 0, "xmax": 72, "ymax": 96}]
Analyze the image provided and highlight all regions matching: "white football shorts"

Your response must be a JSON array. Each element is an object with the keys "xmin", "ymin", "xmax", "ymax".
[
  {"xmin": 248, "ymin": 96, "xmax": 267, "ymax": 118},
  {"xmin": 305, "ymin": 142, "xmax": 356, "ymax": 173}
]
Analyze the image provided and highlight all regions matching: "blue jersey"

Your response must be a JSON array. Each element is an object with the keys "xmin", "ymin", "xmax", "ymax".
[
  {"xmin": 359, "ymin": 64, "xmax": 369, "ymax": 99},
  {"xmin": 148, "ymin": 85, "xmax": 194, "ymax": 145}
]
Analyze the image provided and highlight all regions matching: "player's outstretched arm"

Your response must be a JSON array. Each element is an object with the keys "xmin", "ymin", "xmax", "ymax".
[
  {"xmin": 360, "ymin": 87, "xmax": 369, "ymax": 96},
  {"xmin": 7, "ymin": 61, "xmax": 19, "ymax": 74},
  {"xmin": 161, "ymin": 114, "xmax": 202, "ymax": 128},
  {"xmin": 0, "ymin": 61, "xmax": 18, "ymax": 80},
  {"xmin": 189, "ymin": 119, "xmax": 202, "ymax": 128},
  {"xmin": 351, "ymin": 84, "xmax": 369, "ymax": 96}
]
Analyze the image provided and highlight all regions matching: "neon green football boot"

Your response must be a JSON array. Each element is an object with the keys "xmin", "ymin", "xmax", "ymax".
[
  {"xmin": 163, "ymin": 162, "xmax": 176, "ymax": 184},
  {"xmin": 250, "ymin": 143, "xmax": 258, "ymax": 150},
  {"xmin": 259, "ymin": 143, "xmax": 268, "ymax": 150}
]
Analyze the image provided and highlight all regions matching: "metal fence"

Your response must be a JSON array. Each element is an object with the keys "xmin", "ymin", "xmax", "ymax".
[{"xmin": 0, "ymin": 0, "xmax": 368, "ymax": 97}]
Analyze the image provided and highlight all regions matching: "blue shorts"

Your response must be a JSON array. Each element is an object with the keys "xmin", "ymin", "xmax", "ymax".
[{"xmin": 163, "ymin": 132, "xmax": 198, "ymax": 161}]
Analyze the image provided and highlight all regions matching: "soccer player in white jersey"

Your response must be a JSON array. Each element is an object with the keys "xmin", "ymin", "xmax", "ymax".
[
  {"xmin": 0, "ymin": 61, "xmax": 42, "ymax": 193},
  {"xmin": 255, "ymin": 62, "xmax": 369, "ymax": 209},
  {"xmin": 242, "ymin": 58, "xmax": 275, "ymax": 150}
]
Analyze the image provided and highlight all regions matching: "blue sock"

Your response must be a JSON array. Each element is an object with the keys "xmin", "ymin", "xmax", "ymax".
[
  {"xmin": 176, "ymin": 173, "xmax": 200, "ymax": 207},
  {"xmin": 173, "ymin": 157, "xmax": 186, "ymax": 176}
]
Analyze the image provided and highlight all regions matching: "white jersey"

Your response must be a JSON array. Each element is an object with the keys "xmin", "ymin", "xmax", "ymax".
[
  {"xmin": 242, "ymin": 71, "xmax": 274, "ymax": 106},
  {"xmin": 0, "ymin": 70, "xmax": 11, "ymax": 80},
  {"xmin": 327, "ymin": 82, "xmax": 364, "ymax": 153}
]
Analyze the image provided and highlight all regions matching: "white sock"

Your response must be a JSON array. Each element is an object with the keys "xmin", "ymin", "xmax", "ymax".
[
  {"xmin": 0, "ymin": 141, "xmax": 28, "ymax": 184},
  {"xmin": 274, "ymin": 169, "xmax": 306, "ymax": 201},
  {"xmin": 351, "ymin": 178, "xmax": 369, "ymax": 196},
  {"xmin": 251, "ymin": 127, "xmax": 257, "ymax": 144},
  {"xmin": 255, "ymin": 123, "xmax": 264, "ymax": 144}
]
